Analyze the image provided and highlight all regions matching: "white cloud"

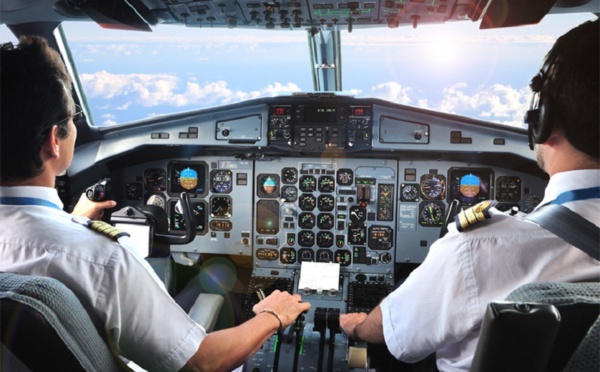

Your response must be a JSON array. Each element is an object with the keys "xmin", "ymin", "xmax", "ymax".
[
  {"xmin": 102, "ymin": 119, "xmax": 117, "ymax": 126},
  {"xmin": 367, "ymin": 81, "xmax": 531, "ymax": 127},
  {"xmin": 370, "ymin": 82, "xmax": 412, "ymax": 105},
  {"xmin": 436, "ymin": 83, "xmax": 531, "ymax": 127},
  {"xmin": 79, "ymin": 71, "xmax": 302, "ymax": 109}
]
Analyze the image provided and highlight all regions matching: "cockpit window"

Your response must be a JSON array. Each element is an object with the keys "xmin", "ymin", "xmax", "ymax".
[{"xmin": 59, "ymin": 13, "xmax": 596, "ymax": 127}]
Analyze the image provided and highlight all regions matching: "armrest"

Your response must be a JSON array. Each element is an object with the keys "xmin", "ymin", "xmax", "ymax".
[{"xmin": 188, "ymin": 293, "xmax": 224, "ymax": 333}]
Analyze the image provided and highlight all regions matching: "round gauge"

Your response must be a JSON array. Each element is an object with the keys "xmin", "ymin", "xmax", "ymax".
[
  {"xmin": 299, "ymin": 194, "xmax": 316, "ymax": 211},
  {"xmin": 419, "ymin": 201, "xmax": 445, "ymax": 226},
  {"xmin": 317, "ymin": 213, "xmax": 334, "ymax": 230},
  {"xmin": 496, "ymin": 176, "xmax": 521, "ymax": 202},
  {"xmin": 337, "ymin": 168, "xmax": 354, "ymax": 186},
  {"xmin": 334, "ymin": 250, "xmax": 351, "ymax": 266},
  {"xmin": 349, "ymin": 205, "xmax": 367, "ymax": 223},
  {"xmin": 318, "ymin": 176, "xmax": 335, "ymax": 193},
  {"xmin": 144, "ymin": 168, "xmax": 167, "ymax": 191},
  {"xmin": 317, "ymin": 194, "xmax": 335, "ymax": 211},
  {"xmin": 211, "ymin": 169, "xmax": 233, "ymax": 193},
  {"xmin": 146, "ymin": 194, "xmax": 166, "ymax": 209},
  {"xmin": 280, "ymin": 248, "xmax": 296, "ymax": 264},
  {"xmin": 317, "ymin": 231, "xmax": 334, "ymax": 248},
  {"xmin": 348, "ymin": 225, "xmax": 366, "ymax": 245},
  {"xmin": 281, "ymin": 186, "xmax": 298, "ymax": 202},
  {"xmin": 211, "ymin": 196, "xmax": 232, "ymax": 218},
  {"xmin": 524, "ymin": 194, "xmax": 542, "ymax": 212},
  {"xmin": 298, "ymin": 212, "xmax": 316, "ymax": 229},
  {"xmin": 378, "ymin": 206, "xmax": 392, "ymax": 220},
  {"xmin": 420, "ymin": 174, "xmax": 446, "ymax": 200},
  {"xmin": 298, "ymin": 248, "xmax": 314, "ymax": 262},
  {"xmin": 126, "ymin": 183, "xmax": 142, "ymax": 200},
  {"xmin": 316, "ymin": 249, "xmax": 333, "ymax": 263},
  {"xmin": 281, "ymin": 167, "xmax": 299, "ymax": 184},
  {"xmin": 298, "ymin": 230, "xmax": 315, "ymax": 247},
  {"xmin": 401, "ymin": 184, "xmax": 419, "ymax": 202},
  {"xmin": 299, "ymin": 176, "xmax": 316, "ymax": 192}
]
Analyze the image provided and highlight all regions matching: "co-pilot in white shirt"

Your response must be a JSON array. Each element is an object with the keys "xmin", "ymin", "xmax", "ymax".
[
  {"xmin": 0, "ymin": 185, "xmax": 206, "ymax": 372},
  {"xmin": 380, "ymin": 169, "xmax": 600, "ymax": 372}
]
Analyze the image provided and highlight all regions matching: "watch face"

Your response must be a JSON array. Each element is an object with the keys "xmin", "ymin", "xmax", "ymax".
[{"xmin": 211, "ymin": 196, "xmax": 232, "ymax": 218}]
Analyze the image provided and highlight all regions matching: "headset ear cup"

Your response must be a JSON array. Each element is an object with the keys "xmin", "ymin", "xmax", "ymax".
[{"xmin": 533, "ymin": 94, "xmax": 553, "ymax": 144}]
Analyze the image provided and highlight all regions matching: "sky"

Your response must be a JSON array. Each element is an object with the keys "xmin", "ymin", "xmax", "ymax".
[{"xmin": 1, "ymin": 13, "xmax": 596, "ymax": 127}]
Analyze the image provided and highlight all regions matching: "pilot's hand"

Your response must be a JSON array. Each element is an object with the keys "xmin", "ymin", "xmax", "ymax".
[
  {"xmin": 71, "ymin": 193, "xmax": 117, "ymax": 220},
  {"xmin": 340, "ymin": 312, "xmax": 368, "ymax": 339},
  {"xmin": 253, "ymin": 290, "xmax": 311, "ymax": 328}
]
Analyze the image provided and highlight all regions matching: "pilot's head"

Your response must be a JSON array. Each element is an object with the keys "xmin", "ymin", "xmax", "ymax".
[
  {"xmin": 1, "ymin": 36, "xmax": 76, "ymax": 183},
  {"xmin": 525, "ymin": 19, "xmax": 599, "ymax": 163}
]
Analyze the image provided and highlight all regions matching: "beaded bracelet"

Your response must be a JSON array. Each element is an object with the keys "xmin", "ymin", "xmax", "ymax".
[{"xmin": 260, "ymin": 308, "xmax": 283, "ymax": 332}]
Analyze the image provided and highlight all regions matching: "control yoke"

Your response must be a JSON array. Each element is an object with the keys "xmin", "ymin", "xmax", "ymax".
[
  {"xmin": 111, "ymin": 192, "xmax": 195, "ymax": 246},
  {"xmin": 154, "ymin": 192, "xmax": 195, "ymax": 245}
]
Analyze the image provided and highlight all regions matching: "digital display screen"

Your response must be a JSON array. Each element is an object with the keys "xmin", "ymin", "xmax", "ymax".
[
  {"xmin": 168, "ymin": 161, "xmax": 207, "ymax": 196},
  {"xmin": 256, "ymin": 200, "xmax": 280, "ymax": 234},
  {"xmin": 303, "ymin": 107, "xmax": 337, "ymax": 123},
  {"xmin": 271, "ymin": 106, "xmax": 290, "ymax": 116},
  {"xmin": 349, "ymin": 283, "xmax": 389, "ymax": 310},
  {"xmin": 350, "ymin": 106, "xmax": 370, "ymax": 117},
  {"xmin": 448, "ymin": 168, "xmax": 494, "ymax": 207}
]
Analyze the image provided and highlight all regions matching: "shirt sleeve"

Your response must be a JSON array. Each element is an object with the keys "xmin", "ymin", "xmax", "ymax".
[
  {"xmin": 96, "ymin": 241, "xmax": 206, "ymax": 372},
  {"xmin": 380, "ymin": 231, "xmax": 481, "ymax": 362}
]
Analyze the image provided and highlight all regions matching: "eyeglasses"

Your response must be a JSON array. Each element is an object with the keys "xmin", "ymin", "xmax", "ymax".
[{"xmin": 53, "ymin": 104, "xmax": 84, "ymax": 126}]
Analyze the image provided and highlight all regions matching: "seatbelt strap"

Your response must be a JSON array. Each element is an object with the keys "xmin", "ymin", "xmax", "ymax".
[{"xmin": 526, "ymin": 204, "xmax": 599, "ymax": 260}]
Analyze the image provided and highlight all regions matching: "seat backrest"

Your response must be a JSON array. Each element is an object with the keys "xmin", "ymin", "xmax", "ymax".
[
  {"xmin": 0, "ymin": 272, "xmax": 131, "ymax": 372},
  {"xmin": 470, "ymin": 282, "xmax": 600, "ymax": 372}
]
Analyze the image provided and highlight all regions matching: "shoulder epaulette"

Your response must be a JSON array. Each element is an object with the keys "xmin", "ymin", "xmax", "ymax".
[
  {"xmin": 86, "ymin": 220, "xmax": 130, "ymax": 241},
  {"xmin": 455, "ymin": 200, "xmax": 496, "ymax": 232}
]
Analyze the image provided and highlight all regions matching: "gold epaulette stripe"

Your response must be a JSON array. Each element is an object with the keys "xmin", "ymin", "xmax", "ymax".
[
  {"xmin": 88, "ymin": 221, "xmax": 130, "ymax": 241},
  {"xmin": 456, "ymin": 200, "xmax": 496, "ymax": 232}
]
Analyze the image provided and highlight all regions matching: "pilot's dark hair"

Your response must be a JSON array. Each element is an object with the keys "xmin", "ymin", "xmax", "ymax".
[
  {"xmin": 533, "ymin": 18, "xmax": 599, "ymax": 159},
  {"xmin": 0, "ymin": 35, "xmax": 74, "ymax": 182}
]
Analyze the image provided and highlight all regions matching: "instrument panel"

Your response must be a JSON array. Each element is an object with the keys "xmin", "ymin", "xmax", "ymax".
[
  {"xmin": 101, "ymin": 96, "xmax": 549, "ymax": 267},
  {"xmin": 116, "ymin": 155, "xmax": 545, "ymax": 266}
]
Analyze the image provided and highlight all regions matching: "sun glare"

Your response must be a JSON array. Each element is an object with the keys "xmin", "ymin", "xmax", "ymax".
[{"xmin": 423, "ymin": 33, "xmax": 461, "ymax": 66}]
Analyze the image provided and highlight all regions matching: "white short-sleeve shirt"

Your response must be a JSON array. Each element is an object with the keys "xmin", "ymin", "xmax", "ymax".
[
  {"xmin": 0, "ymin": 185, "xmax": 206, "ymax": 371},
  {"xmin": 380, "ymin": 169, "xmax": 600, "ymax": 372}
]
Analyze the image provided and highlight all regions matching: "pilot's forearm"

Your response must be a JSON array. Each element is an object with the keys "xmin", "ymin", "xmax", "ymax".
[
  {"xmin": 181, "ymin": 311, "xmax": 280, "ymax": 372},
  {"xmin": 353, "ymin": 305, "xmax": 385, "ymax": 344}
]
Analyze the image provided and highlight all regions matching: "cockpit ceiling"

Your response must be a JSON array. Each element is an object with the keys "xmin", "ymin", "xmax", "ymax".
[{"xmin": 1, "ymin": 0, "xmax": 598, "ymax": 32}]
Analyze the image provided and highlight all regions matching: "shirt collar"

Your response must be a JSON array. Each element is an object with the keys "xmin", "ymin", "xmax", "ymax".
[
  {"xmin": 0, "ymin": 185, "xmax": 65, "ymax": 210},
  {"xmin": 538, "ymin": 169, "xmax": 600, "ymax": 209}
]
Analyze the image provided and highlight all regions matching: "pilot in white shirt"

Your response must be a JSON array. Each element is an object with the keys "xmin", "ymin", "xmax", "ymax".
[{"xmin": 0, "ymin": 185, "xmax": 206, "ymax": 371}]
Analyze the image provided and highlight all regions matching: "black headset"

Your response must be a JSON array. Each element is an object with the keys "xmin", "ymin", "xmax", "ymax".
[{"xmin": 524, "ymin": 59, "xmax": 555, "ymax": 150}]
